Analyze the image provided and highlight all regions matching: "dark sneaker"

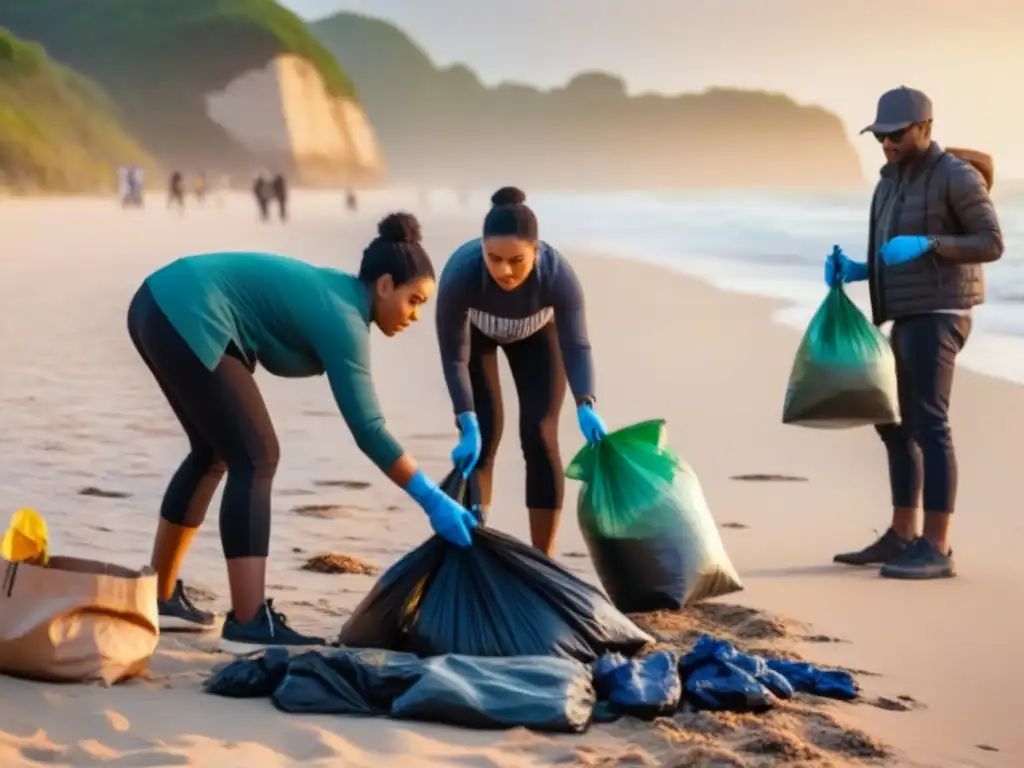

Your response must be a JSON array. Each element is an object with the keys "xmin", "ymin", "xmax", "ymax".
[
  {"xmin": 880, "ymin": 538, "xmax": 956, "ymax": 580},
  {"xmin": 218, "ymin": 599, "xmax": 326, "ymax": 655},
  {"xmin": 158, "ymin": 579, "xmax": 217, "ymax": 631},
  {"xmin": 833, "ymin": 528, "xmax": 911, "ymax": 566}
]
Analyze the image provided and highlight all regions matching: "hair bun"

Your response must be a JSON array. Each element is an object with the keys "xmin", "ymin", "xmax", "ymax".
[
  {"xmin": 490, "ymin": 186, "xmax": 526, "ymax": 206},
  {"xmin": 377, "ymin": 212, "xmax": 421, "ymax": 244}
]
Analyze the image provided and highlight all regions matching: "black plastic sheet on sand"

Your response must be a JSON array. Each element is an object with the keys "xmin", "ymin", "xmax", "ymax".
[
  {"xmin": 390, "ymin": 655, "xmax": 595, "ymax": 732},
  {"xmin": 336, "ymin": 470, "xmax": 652, "ymax": 662},
  {"xmin": 205, "ymin": 647, "xmax": 596, "ymax": 734}
]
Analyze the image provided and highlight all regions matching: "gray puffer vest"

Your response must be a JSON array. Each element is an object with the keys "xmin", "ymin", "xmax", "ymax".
[{"xmin": 867, "ymin": 142, "xmax": 1002, "ymax": 325}]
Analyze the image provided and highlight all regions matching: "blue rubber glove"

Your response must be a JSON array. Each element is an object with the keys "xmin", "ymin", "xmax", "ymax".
[
  {"xmin": 823, "ymin": 245, "xmax": 869, "ymax": 287},
  {"xmin": 450, "ymin": 411, "xmax": 482, "ymax": 477},
  {"xmin": 404, "ymin": 470, "xmax": 477, "ymax": 547},
  {"xmin": 880, "ymin": 235, "xmax": 930, "ymax": 266},
  {"xmin": 577, "ymin": 402, "xmax": 608, "ymax": 444}
]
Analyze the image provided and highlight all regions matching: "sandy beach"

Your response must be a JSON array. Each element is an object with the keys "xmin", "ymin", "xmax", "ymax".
[{"xmin": 0, "ymin": 193, "xmax": 1019, "ymax": 767}]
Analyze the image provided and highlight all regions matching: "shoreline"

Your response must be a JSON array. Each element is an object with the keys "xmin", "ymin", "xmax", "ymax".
[{"xmin": 0, "ymin": 199, "xmax": 1019, "ymax": 767}]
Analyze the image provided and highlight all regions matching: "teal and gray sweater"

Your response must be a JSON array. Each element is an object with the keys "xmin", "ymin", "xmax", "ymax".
[{"xmin": 145, "ymin": 252, "xmax": 403, "ymax": 470}]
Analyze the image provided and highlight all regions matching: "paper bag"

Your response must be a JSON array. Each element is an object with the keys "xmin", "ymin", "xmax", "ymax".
[{"xmin": 0, "ymin": 556, "xmax": 159, "ymax": 684}]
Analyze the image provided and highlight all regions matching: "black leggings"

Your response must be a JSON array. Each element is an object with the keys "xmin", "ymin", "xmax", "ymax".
[
  {"xmin": 470, "ymin": 322, "xmax": 567, "ymax": 510},
  {"xmin": 875, "ymin": 313, "xmax": 971, "ymax": 513},
  {"xmin": 127, "ymin": 284, "xmax": 279, "ymax": 559}
]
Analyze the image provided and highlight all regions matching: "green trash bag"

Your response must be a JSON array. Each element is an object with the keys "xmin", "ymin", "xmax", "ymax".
[
  {"xmin": 565, "ymin": 420, "xmax": 743, "ymax": 613},
  {"xmin": 782, "ymin": 285, "xmax": 899, "ymax": 429}
]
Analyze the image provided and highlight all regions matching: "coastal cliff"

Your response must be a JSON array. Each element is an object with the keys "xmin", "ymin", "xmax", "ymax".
[{"xmin": 205, "ymin": 54, "xmax": 382, "ymax": 185}]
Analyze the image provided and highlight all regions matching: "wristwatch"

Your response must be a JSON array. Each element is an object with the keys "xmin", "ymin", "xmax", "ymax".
[{"xmin": 927, "ymin": 236, "xmax": 940, "ymax": 253}]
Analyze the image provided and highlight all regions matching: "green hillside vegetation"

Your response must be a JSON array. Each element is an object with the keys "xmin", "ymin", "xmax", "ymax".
[
  {"xmin": 313, "ymin": 12, "xmax": 863, "ymax": 188},
  {"xmin": 0, "ymin": 28, "xmax": 152, "ymax": 193},
  {"xmin": 0, "ymin": 0, "xmax": 357, "ymax": 175}
]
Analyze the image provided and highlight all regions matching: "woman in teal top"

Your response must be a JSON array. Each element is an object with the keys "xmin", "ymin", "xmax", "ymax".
[{"xmin": 127, "ymin": 213, "xmax": 477, "ymax": 654}]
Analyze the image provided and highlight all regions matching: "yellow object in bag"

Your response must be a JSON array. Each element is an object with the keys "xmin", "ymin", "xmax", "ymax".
[{"xmin": 1, "ymin": 508, "xmax": 49, "ymax": 565}]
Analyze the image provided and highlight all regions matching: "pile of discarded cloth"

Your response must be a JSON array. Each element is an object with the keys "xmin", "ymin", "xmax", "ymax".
[
  {"xmin": 204, "ymin": 634, "xmax": 858, "ymax": 733},
  {"xmin": 593, "ymin": 635, "xmax": 858, "ymax": 723}
]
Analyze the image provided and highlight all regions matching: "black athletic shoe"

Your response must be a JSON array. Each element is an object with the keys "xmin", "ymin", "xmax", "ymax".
[
  {"xmin": 880, "ymin": 538, "xmax": 956, "ymax": 580},
  {"xmin": 218, "ymin": 599, "xmax": 326, "ymax": 655},
  {"xmin": 158, "ymin": 579, "xmax": 217, "ymax": 631},
  {"xmin": 833, "ymin": 528, "xmax": 911, "ymax": 566}
]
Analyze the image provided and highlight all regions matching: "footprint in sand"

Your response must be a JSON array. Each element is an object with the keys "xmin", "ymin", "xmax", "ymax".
[
  {"xmin": 312, "ymin": 479, "xmax": 371, "ymax": 490},
  {"xmin": 802, "ymin": 633, "xmax": 847, "ymax": 644},
  {"xmin": 292, "ymin": 504, "xmax": 353, "ymax": 519},
  {"xmin": 78, "ymin": 486, "xmax": 132, "ymax": 499},
  {"xmin": 730, "ymin": 473, "xmax": 808, "ymax": 482},
  {"xmin": 870, "ymin": 695, "xmax": 926, "ymax": 712}
]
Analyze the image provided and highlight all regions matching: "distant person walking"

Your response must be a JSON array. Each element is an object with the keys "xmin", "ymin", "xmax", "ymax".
[
  {"xmin": 271, "ymin": 173, "xmax": 288, "ymax": 222},
  {"xmin": 130, "ymin": 166, "xmax": 145, "ymax": 207},
  {"xmin": 827, "ymin": 87, "xmax": 1003, "ymax": 579},
  {"xmin": 345, "ymin": 189, "xmax": 358, "ymax": 213},
  {"xmin": 253, "ymin": 174, "xmax": 271, "ymax": 222},
  {"xmin": 120, "ymin": 165, "xmax": 143, "ymax": 208},
  {"xmin": 168, "ymin": 171, "xmax": 185, "ymax": 213},
  {"xmin": 435, "ymin": 186, "xmax": 607, "ymax": 557}
]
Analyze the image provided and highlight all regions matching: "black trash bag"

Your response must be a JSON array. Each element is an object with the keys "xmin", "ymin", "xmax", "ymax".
[
  {"xmin": 390, "ymin": 654, "xmax": 596, "ymax": 733},
  {"xmin": 270, "ymin": 648, "xmax": 427, "ymax": 715},
  {"xmin": 337, "ymin": 469, "xmax": 652, "ymax": 662},
  {"xmin": 315, "ymin": 647, "xmax": 425, "ymax": 712},
  {"xmin": 204, "ymin": 647, "xmax": 290, "ymax": 698},
  {"xmin": 272, "ymin": 652, "xmax": 377, "ymax": 715},
  {"xmin": 592, "ymin": 650, "xmax": 682, "ymax": 720}
]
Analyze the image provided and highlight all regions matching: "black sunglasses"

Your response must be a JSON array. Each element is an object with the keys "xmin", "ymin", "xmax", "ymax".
[{"xmin": 873, "ymin": 127, "xmax": 910, "ymax": 144}]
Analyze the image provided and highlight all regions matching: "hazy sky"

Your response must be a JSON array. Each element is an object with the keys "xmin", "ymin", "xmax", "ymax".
[{"xmin": 282, "ymin": 0, "xmax": 1024, "ymax": 179}]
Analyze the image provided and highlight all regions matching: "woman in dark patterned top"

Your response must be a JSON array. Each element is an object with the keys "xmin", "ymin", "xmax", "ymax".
[{"xmin": 435, "ymin": 186, "xmax": 608, "ymax": 556}]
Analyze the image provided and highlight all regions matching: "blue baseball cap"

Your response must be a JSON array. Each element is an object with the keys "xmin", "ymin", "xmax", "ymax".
[{"xmin": 860, "ymin": 87, "xmax": 933, "ymax": 135}]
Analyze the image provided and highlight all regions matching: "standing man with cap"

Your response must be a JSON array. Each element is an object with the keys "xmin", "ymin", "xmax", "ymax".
[{"xmin": 825, "ymin": 86, "xmax": 1002, "ymax": 579}]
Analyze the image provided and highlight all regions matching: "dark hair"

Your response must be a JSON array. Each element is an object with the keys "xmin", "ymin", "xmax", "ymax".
[
  {"xmin": 358, "ymin": 212, "xmax": 435, "ymax": 286},
  {"xmin": 482, "ymin": 185, "xmax": 538, "ymax": 241}
]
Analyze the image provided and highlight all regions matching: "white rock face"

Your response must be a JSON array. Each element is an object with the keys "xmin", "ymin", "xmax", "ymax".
[{"xmin": 205, "ymin": 54, "xmax": 383, "ymax": 183}]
